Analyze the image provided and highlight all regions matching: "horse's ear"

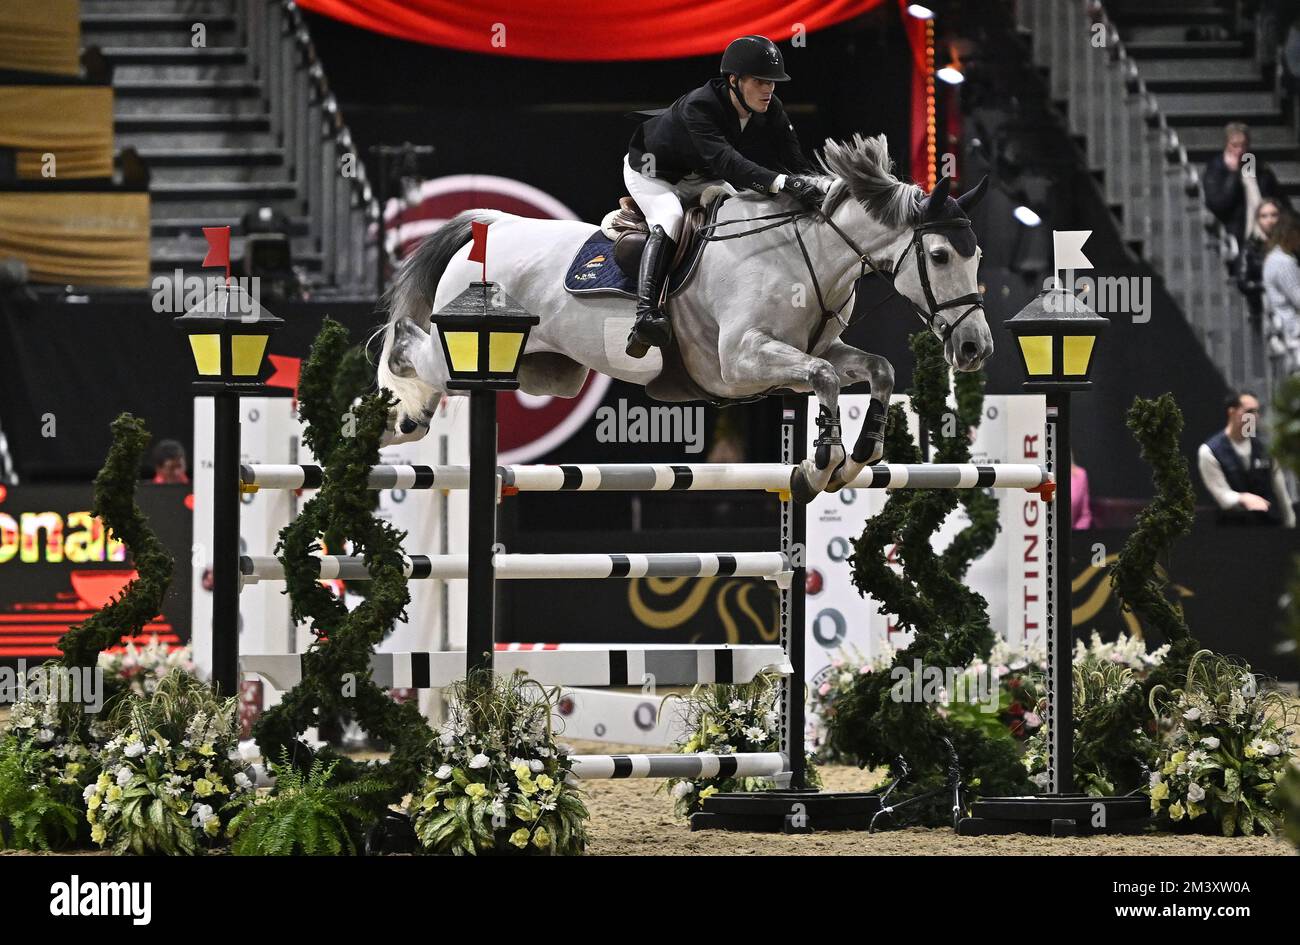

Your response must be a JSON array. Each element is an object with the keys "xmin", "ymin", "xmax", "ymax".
[
  {"xmin": 920, "ymin": 175, "xmax": 952, "ymax": 220},
  {"xmin": 956, "ymin": 175, "xmax": 989, "ymax": 213}
]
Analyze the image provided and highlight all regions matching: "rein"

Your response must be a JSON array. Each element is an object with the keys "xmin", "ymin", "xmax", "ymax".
[{"xmin": 698, "ymin": 201, "xmax": 984, "ymax": 353}]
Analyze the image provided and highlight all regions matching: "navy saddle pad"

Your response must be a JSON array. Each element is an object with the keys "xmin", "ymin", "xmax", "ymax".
[{"xmin": 562, "ymin": 232, "xmax": 637, "ymax": 298}]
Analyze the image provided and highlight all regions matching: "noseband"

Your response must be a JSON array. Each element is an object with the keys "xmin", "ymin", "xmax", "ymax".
[{"xmin": 700, "ymin": 203, "xmax": 984, "ymax": 351}]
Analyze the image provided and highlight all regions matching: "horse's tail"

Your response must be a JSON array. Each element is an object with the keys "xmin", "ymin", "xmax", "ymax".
[
  {"xmin": 375, "ymin": 209, "xmax": 504, "ymax": 439},
  {"xmin": 380, "ymin": 208, "xmax": 504, "ymax": 330}
]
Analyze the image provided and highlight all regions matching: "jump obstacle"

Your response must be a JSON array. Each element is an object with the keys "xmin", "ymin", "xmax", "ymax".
[
  {"xmin": 231, "ymin": 396, "xmax": 1056, "ymax": 829},
  {"xmin": 239, "ymin": 461, "xmax": 1053, "ymax": 495}
]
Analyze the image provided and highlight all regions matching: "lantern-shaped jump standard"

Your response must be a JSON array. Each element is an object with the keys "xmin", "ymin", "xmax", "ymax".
[{"xmin": 430, "ymin": 281, "xmax": 538, "ymax": 680}]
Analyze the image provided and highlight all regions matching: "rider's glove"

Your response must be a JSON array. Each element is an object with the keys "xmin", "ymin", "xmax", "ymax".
[{"xmin": 783, "ymin": 175, "xmax": 827, "ymax": 211}]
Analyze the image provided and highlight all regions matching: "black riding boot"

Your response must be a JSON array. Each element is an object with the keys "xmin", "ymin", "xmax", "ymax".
[{"xmin": 626, "ymin": 225, "xmax": 677, "ymax": 358}]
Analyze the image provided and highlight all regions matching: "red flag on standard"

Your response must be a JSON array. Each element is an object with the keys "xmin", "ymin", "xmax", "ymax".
[
  {"xmin": 467, "ymin": 220, "xmax": 489, "ymax": 281},
  {"xmin": 202, "ymin": 226, "xmax": 232, "ymax": 282}
]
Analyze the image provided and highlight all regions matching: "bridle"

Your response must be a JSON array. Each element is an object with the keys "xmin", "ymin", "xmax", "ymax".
[{"xmin": 699, "ymin": 201, "xmax": 985, "ymax": 352}]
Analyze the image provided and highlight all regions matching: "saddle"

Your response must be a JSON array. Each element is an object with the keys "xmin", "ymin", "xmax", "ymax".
[{"xmin": 600, "ymin": 195, "xmax": 711, "ymax": 278}]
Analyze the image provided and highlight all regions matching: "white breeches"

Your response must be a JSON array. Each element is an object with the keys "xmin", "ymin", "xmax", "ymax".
[{"xmin": 623, "ymin": 153, "xmax": 710, "ymax": 242}]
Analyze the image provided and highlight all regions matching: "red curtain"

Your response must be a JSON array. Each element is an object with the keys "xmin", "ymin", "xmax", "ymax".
[{"xmin": 295, "ymin": 0, "xmax": 886, "ymax": 61}]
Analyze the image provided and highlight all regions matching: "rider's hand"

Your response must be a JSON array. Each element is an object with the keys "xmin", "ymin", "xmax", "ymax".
[{"xmin": 783, "ymin": 175, "xmax": 827, "ymax": 210}]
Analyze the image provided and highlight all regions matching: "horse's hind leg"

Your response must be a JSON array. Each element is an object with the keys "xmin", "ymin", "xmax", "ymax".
[
  {"xmin": 820, "ymin": 342, "xmax": 895, "ymax": 492},
  {"xmin": 720, "ymin": 330, "xmax": 844, "ymax": 503}
]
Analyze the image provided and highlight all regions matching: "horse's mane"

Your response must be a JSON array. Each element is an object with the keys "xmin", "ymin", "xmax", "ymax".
[{"xmin": 816, "ymin": 133, "xmax": 922, "ymax": 227}]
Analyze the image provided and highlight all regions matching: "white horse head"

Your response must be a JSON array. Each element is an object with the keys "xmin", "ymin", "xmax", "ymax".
[{"xmin": 816, "ymin": 133, "xmax": 992, "ymax": 372}]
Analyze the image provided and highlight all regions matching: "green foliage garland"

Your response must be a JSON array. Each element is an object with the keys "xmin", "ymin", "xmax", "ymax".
[
  {"xmin": 829, "ymin": 332, "xmax": 1031, "ymax": 821},
  {"xmin": 58, "ymin": 415, "xmax": 174, "ymax": 680},
  {"xmin": 251, "ymin": 319, "xmax": 429, "ymax": 799},
  {"xmin": 1076, "ymin": 394, "xmax": 1200, "ymax": 794}
]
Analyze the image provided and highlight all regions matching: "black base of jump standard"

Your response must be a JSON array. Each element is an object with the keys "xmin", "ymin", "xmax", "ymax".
[
  {"xmin": 689, "ymin": 790, "xmax": 883, "ymax": 834},
  {"xmin": 956, "ymin": 794, "xmax": 1151, "ymax": 837}
]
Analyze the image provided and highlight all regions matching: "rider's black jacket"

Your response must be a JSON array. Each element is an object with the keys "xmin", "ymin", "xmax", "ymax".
[{"xmin": 627, "ymin": 77, "xmax": 814, "ymax": 193}]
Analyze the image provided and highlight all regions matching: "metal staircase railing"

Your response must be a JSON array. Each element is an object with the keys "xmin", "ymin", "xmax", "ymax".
[
  {"xmin": 1016, "ymin": 0, "xmax": 1286, "ymax": 399},
  {"xmin": 237, "ymin": 0, "xmax": 378, "ymax": 295}
]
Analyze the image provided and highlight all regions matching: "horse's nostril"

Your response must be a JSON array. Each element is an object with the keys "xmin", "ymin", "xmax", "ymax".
[
  {"xmin": 399, "ymin": 417, "xmax": 418, "ymax": 434},
  {"xmin": 961, "ymin": 340, "xmax": 980, "ymax": 361}
]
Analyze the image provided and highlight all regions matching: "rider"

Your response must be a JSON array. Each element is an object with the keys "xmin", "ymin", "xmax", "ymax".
[{"xmin": 623, "ymin": 34, "xmax": 827, "ymax": 357}]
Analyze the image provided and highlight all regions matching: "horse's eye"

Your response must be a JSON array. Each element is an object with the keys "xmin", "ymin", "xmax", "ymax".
[{"xmin": 929, "ymin": 248, "xmax": 950, "ymax": 264}]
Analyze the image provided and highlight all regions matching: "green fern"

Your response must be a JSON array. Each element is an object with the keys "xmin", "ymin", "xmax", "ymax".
[
  {"xmin": 226, "ymin": 750, "xmax": 390, "ymax": 856},
  {"xmin": 0, "ymin": 740, "xmax": 81, "ymax": 851}
]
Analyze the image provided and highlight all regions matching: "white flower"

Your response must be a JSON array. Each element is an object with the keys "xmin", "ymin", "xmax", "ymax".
[
  {"xmin": 440, "ymin": 732, "xmax": 456, "ymax": 747},
  {"xmin": 468, "ymin": 753, "xmax": 490, "ymax": 769},
  {"xmin": 529, "ymin": 759, "xmax": 545, "ymax": 773},
  {"xmin": 116, "ymin": 767, "xmax": 132, "ymax": 786},
  {"xmin": 1182, "ymin": 707, "xmax": 1201, "ymax": 722},
  {"xmin": 123, "ymin": 741, "xmax": 146, "ymax": 758},
  {"xmin": 1186, "ymin": 782, "xmax": 1206, "ymax": 803},
  {"xmin": 743, "ymin": 726, "xmax": 767, "ymax": 742},
  {"xmin": 1201, "ymin": 736, "xmax": 1220, "ymax": 750},
  {"xmin": 729, "ymin": 699, "xmax": 747, "ymax": 712},
  {"xmin": 434, "ymin": 764, "xmax": 453, "ymax": 780},
  {"xmin": 190, "ymin": 803, "xmax": 214, "ymax": 827},
  {"xmin": 670, "ymin": 781, "xmax": 695, "ymax": 798},
  {"xmin": 82, "ymin": 783, "xmax": 98, "ymax": 801},
  {"xmin": 1148, "ymin": 771, "xmax": 1162, "ymax": 787},
  {"xmin": 1260, "ymin": 741, "xmax": 1282, "ymax": 757},
  {"xmin": 234, "ymin": 772, "xmax": 253, "ymax": 790},
  {"xmin": 35, "ymin": 728, "xmax": 54, "ymax": 743}
]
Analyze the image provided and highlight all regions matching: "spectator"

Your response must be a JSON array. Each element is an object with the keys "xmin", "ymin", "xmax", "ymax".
[
  {"xmin": 1071, "ymin": 454, "xmax": 1092, "ymax": 530},
  {"xmin": 150, "ymin": 440, "xmax": 189, "ymax": 485},
  {"xmin": 1197, "ymin": 391, "xmax": 1295, "ymax": 527},
  {"xmin": 1235, "ymin": 197, "xmax": 1284, "ymax": 319},
  {"xmin": 1261, "ymin": 209, "xmax": 1300, "ymax": 365},
  {"xmin": 1202, "ymin": 122, "xmax": 1286, "ymax": 247}
]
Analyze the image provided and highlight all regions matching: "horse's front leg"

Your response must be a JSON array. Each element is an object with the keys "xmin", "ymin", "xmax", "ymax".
[
  {"xmin": 720, "ymin": 329, "xmax": 845, "ymax": 503},
  {"xmin": 820, "ymin": 341, "xmax": 894, "ymax": 492}
]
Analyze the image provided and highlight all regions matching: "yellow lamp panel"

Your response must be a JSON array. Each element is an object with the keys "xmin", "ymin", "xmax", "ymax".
[
  {"xmin": 444, "ymin": 331, "xmax": 480, "ymax": 373},
  {"xmin": 1017, "ymin": 334, "xmax": 1054, "ymax": 376},
  {"xmin": 231, "ymin": 334, "xmax": 268, "ymax": 376},
  {"xmin": 1062, "ymin": 335, "xmax": 1096, "ymax": 376},
  {"xmin": 488, "ymin": 331, "xmax": 525, "ymax": 373},
  {"xmin": 188, "ymin": 334, "xmax": 222, "ymax": 376}
]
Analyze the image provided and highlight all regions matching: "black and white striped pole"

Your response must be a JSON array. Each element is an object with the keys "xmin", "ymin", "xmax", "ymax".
[{"xmin": 430, "ymin": 278, "xmax": 538, "ymax": 680}]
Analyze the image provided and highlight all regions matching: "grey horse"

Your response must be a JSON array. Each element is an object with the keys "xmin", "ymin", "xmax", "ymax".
[{"xmin": 377, "ymin": 133, "xmax": 991, "ymax": 501}]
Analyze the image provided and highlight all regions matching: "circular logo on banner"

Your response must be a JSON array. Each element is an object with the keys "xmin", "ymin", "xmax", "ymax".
[
  {"xmin": 384, "ymin": 175, "xmax": 610, "ymax": 463},
  {"xmin": 811, "ymin": 608, "xmax": 847, "ymax": 648}
]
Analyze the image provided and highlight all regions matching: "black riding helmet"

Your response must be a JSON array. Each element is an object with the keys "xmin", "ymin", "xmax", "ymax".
[{"xmin": 720, "ymin": 35, "xmax": 790, "ymax": 114}]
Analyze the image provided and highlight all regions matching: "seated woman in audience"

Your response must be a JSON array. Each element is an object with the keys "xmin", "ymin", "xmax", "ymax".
[{"xmin": 1261, "ymin": 210, "xmax": 1300, "ymax": 370}]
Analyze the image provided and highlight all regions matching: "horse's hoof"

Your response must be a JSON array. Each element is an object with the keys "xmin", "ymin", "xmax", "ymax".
[
  {"xmin": 625, "ymin": 339, "xmax": 650, "ymax": 359},
  {"xmin": 790, "ymin": 468, "xmax": 819, "ymax": 505}
]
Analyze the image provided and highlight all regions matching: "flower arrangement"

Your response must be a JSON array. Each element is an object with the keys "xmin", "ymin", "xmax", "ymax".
[
  {"xmin": 98, "ymin": 636, "xmax": 194, "ymax": 699},
  {"xmin": 663, "ymin": 672, "xmax": 820, "ymax": 818},
  {"xmin": 1146, "ymin": 651, "xmax": 1298, "ymax": 837},
  {"xmin": 409, "ymin": 672, "xmax": 588, "ymax": 856},
  {"xmin": 0, "ymin": 686, "xmax": 101, "ymax": 850},
  {"xmin": 1075, "ymin": 630, "xmax": 1168, "ymax": 677},
  {"xmin": 87, "ymin": 672, "xmax": 254, "ymax": 854},
  {"xmin": 809, "ymin": 645, "xmax": 896, "ymax": 762}
]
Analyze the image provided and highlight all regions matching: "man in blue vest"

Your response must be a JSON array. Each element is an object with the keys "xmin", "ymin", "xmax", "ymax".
[{"xmin": 1196, "ymin": 391, "xmax": 1295, "ymax": 526}]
